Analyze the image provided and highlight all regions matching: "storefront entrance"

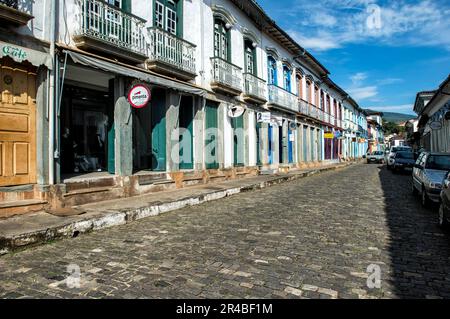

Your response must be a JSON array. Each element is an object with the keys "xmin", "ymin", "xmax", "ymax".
[
  {"xmin": 60, "ymin": 85, "xmax": 113, "ymax": 177},
  {"xmin": 205, "ymin": 101, "xmax": 219, "ymax": 169},
  {"xmin": 232, "ymin": 113, "xmax": 244, "ymax": 167},
  {"xmin": 179, "ymin": 96, "xmax": 194, "ymax": 170},
  {"xmin": 0, "ymin": 58, "xmax": 37, "ymax": 186},
  {"xmin": 133, "ymin": 88, "xmax": 166, "ymax": 172}
]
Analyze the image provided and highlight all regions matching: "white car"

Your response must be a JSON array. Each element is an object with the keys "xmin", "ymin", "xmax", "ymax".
[{"xmin": 366, "ymin": 151, "xmax": 385, "ymax": 164}]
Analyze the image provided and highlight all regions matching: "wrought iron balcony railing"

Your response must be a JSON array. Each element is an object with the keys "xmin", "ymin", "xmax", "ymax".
[
  {"xmin": 243, "ymin": 73, "xmax": 267, "ymax": 102},
  {"xmin": 268, "ymin": 85, "xmax": 298, "ymax": 113},
  {"xmin": 0, "ymin": 0, "xmax": 18, "ymax": 9},
  {"xmin": 147, "ymin": 27, "xmax": 196, "ymax": 76},
  {"xmin": 211, "ymin": 57, "xmax": 242, "ymax": 94},
  {"xmin": 298, "ymin": 98, "xmax": 324, "ymax": 121},
  {"xmin": 75, "ymin": 0, "xmax": 146, "ymax": 56}
]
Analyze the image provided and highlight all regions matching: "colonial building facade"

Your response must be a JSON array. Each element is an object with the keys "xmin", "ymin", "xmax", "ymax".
[
  {"xmin": 0, "ymin": 0, "xmax": 364, "ymax": 217},
  {"xmin": 414, "ymin": 75, "xmax": 450, "ymax": 153}
]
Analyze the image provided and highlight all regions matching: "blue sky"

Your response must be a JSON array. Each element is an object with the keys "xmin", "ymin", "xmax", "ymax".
[{"xmin": 257, "ymin": 0, "xmax": 450, "ymax": 115}]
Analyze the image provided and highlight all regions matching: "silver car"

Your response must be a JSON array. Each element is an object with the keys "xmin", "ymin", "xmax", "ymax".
[
  {"xmin": 387, "ymin": 146, "xmax": 412, "ymax": 169},
  {"xmin": 412, "ymin": 152, "xmax": 450, "ymax": 207}
]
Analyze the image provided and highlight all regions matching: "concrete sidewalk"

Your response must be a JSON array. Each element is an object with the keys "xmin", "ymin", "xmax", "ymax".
[{"xmin": 0, "ymin": 162, "xmax": 355, "ymax": 254}]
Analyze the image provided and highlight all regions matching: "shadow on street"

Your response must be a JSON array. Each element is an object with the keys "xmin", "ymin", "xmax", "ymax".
[{"xmin": 378, "ymin": 165, "xmax": 450, "ymax": 298}]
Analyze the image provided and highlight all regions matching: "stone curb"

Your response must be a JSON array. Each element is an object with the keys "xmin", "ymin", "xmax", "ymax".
[{"xmin": 0, "ymin": 162, "xmax": 354, "ymax": 255}]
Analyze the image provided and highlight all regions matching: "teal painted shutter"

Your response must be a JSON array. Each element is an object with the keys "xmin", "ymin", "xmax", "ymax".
[
  {"xmin": 205, "ymin": 102, "xmax": 219, "ymax": 169},
  {"xmin": 232, "ymin": 115, "xmax": 244, "ymax": 166},
  {"xmin": 151, "ymin": 90, "xmax": 166, "ymax": 171},
  {"xmin": 107, "ymin": 79, "xmax": 115, "ymax": 174},
  {"xmin": 179, "ymin": 97, "xmax": 193, "ymax": 170}
]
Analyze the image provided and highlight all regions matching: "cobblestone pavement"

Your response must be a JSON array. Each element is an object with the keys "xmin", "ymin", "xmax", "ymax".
[{"xmin": 1, "ymin": 164, "xmax": 450, "ymax": 299}]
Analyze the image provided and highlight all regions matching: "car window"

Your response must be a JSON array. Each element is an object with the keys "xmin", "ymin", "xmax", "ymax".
[
  {"xmin": 396, "ymin": 152, "xmax": 414, "ymax": 159},
  {"xmin": 425, "ymin": 155, "xmax": 450, "ymax": 170},
  {"xmin": 373, "ymin": 151, "xmax": 383, "ymax": 155},
  {"xmin": 420, "ymin": 154, "xmax": 427, "ymax": 167}
]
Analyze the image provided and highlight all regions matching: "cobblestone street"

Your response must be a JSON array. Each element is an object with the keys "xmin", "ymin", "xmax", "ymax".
[{"xmin": 1, "ymin": 163, "xmax": 450, "ymax": 299}]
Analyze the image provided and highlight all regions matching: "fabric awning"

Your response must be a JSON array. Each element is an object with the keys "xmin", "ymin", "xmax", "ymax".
[
  {"xmin": 64, "ymin": 50, "xmax": 206, "ymax": 97},
  {"xmin": 0, "ymin": 40, "xmax": 52, "ymax": 69}
]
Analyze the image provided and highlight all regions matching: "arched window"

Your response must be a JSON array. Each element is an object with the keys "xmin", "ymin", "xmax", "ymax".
[
  {"xmin": 320, "ymin": 91, "xmax": 325, "ymax": 110},
  {"xmin": 244, "ymin": 39, "xmax": 256, "ymax": 75},
  {"xmin": 267, "ymin": 56, "xmax": 278, "ymax": 86},
  {"xmin": 283, "ymin": 65, "xmax": 292, "ymax": 92},
  {"xmin": 296, "ymin": 74, "xmax": 303, "ymax": 99},
  {"xmin": 214, "ymin": 18, "xmax": 230, "ymax": 61},
  {"xmin": 306, "ymin": 80, "xmax": 312, "ymax": 103},
  {"xmin": 154, "ymin": 0, "xmax": 181, "ymax": 36},
  {"xmin": 314, "ymin": 85, "xmax": 319, "ymax": 107}
]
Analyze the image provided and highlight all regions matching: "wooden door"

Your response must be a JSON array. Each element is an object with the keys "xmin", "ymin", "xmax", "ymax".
[{"xmin": 0, "ymin": 58, "xmax": 37, "ymax": 187}]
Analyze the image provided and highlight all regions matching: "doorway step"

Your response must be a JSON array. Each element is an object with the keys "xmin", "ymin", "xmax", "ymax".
[
  {"xmin": 0, "ymin": 185, "xmax": 48, "ymax": 218},
  {"xmin": 132, "ymin": 173, "xmax": 176, "ymax": 196},
  {"xmin": 62, "ymin": 176, "xmax": 123, "ymax": 207}
]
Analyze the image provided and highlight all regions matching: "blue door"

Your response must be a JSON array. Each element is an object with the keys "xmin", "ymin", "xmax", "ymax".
[{"xmin": 310, "ymin": 127, "xmax": 315, "ymax": 161}]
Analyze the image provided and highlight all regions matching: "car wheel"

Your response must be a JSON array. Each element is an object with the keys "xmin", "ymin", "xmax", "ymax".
[
  {"xmin": 421, "ymin": 187, "xmax": 429, "ymax": 208},
  {"xmin": 438, "ymin": 204, "xmax": 450, "ymax": 231}
]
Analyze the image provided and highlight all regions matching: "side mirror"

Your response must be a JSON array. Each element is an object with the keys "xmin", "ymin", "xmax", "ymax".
[{"xmin": 414, "ymin": 164, "xmax": 423, "ymax": 170}]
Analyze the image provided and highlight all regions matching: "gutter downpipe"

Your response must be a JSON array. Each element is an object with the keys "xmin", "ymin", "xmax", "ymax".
[{"xmin": 49, "ymin": 0, "xmax": 57, "ymax": 185}]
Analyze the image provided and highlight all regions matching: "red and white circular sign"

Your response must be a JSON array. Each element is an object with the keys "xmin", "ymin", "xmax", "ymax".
[{"xmin": 128, "ymin": 84, "xmax": 151, "ymax": 109}]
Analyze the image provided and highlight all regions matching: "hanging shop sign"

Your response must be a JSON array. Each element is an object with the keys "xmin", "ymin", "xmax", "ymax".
[
  {"xmin": 324, "ymin": 132, "xmax": 334, "ymax": 139},
  {"xmin": 228, "ymin": 105, "xmax": 245, "ymax": 118},
  {"xmin": 2, "ymin": 45, "xmax": 27, "ymax": 62},
  {"xmin": 128, "ymin": 84, "xmax": 151, "ymax": 109},
  {"xmin": 429, "ymin": 121, "xmax": 442, "ymax": 130},
  {"xmin": 334, "ymin": 131, "xmax": 342, "ymax": 139},
  {"xmin": 257, "ymin": 112, "xmax": 271, "ymax": 123}
]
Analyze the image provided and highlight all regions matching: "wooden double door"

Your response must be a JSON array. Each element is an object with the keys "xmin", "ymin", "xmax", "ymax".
[{"xmin": 0, "ymin": 58, "xmax": 37, "ymax": 187}]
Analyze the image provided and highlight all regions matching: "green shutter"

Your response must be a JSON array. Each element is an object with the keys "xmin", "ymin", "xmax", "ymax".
[
  {"xmin": 205, "ymin": 102, "xmax": 219, "ymax": 169},
  {"xmin": 232, "ymin": 115, "xmax": 244, "ymax": 166},
  {"xmin": 179, "ymin": 97, "xmax": 193, "ymax": 170},
  {"xmin": 151, "ymin": 89, "xmax": 167, "ymax": 171},
  {"xmin": 107, "ymin": 79, "xmax": 115, "ymax": 174}
]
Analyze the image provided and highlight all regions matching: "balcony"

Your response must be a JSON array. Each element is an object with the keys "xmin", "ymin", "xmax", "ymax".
[
  {"xmin": 243, "ymin": 73, "xmax": 267, "ymax": 104},
  {"xmin": 146, "ymin": 27, "xmax": 196, "ymax": 81},
  {"xmin": 210, "ymin": 57, "xmax": 242, "ymax": 96},
  {"xmin": 0, "ymin": 0, "xmax": 33, "ymax": 25},
  {"xmin": 74, "ymin": 0, "xmax": 147, "ymax": 63},
  {"xmin": 298, "ymin": 98, "xmax": 324, "ymax": 122},
  {"xmin": 267, "ymin": 85, "xmax": 298, "ymax": 113}
]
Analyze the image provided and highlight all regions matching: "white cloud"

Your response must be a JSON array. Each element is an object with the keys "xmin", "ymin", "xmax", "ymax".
[
  {"xmin": 350, "ymin": 72, "xmax": 368, "ymax": 85},
  {"xmin": 376, "ymin": 78, "xmax": 404, "ymax": 85},
  {"xmin": 347, "ymin": 86, "xmax": 378, "ymax": 100},
  {"xmin": 285, "ymin": 0, "xmax": 450, "ymax": 51},
  {"xmin": 289, "ymin": 31, "xmax": 340, "ymax": 51}
]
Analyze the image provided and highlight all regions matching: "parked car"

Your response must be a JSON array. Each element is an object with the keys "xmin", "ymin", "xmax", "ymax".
[
  {"xmin": 387, "ymin": 146, "xmax": 412, "ymax": 170},
  {"xmin": 392, "ymin": 151, "xmax": 415, "ymax": 173},
  {"xmin": 412, "ymin": 152, "xmax": 450, "ymax": 207},
  {"xmin": 439, "ymin": 171, "xmax": 450, "ymax": 230},
  {"xmin": 367, "ymin": 151, "xmax": 385, "ymax": 164}
]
